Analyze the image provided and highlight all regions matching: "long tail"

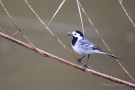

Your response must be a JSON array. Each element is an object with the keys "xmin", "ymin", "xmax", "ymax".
[
  {"xmin": 105, "ymin": 53, "xmax": 121, "ymax": 59},
  {"xmin": 94, "ymin": 50, "xmax": 121, "ymax": 59}
]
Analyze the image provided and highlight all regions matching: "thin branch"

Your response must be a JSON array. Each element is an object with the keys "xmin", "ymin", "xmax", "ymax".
[
  {"xmin": 0, "ymin": 28, "xmax": 5, "ymax": 34},
  {"xmin": 118, "ymin": 0, "xmax": 135, "ymax": 28},
  {"xmin": 0, "ymin": 31, "xmax": 135, "ymax": 88},
  {"xmin": 118, "ymin": 0, "xmax": 122, "ymax": 3},
  {"xmin": 77, "ymin": 0, "xmax": 135, "ymax": 82},
  {"xmin": 11, "ymin": 31, "xmax": 19, "ymax": 37},
  {"xmin": 0, "ymin": 0, "xmax": 23, "ymax": 35},
  {"xmin": 47, "ymin": 0, "xmax": 66, "ymax": 26},
  {"xmin": 76, "ymin": 0, "xmax": 84, "ymax": 35}
]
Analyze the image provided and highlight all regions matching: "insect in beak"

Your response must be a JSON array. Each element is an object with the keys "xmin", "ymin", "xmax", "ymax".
[{"xmin": 67, "ymin": 32, "xmax": 72, "ymax": 36}]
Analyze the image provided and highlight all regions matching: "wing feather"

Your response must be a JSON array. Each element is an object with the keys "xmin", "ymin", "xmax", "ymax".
[
  {"xmin": 78, "ymin": 38, "xmax": 94, "ymax": 48},
  {"xmin": 78, "ymin": 38, "xmax": 102, "ymax": 51}
]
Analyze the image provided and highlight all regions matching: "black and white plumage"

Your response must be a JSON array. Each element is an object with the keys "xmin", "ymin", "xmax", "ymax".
[{"xmin": 68, "ymin": 30, "xmax": 120, "ymax": 68}]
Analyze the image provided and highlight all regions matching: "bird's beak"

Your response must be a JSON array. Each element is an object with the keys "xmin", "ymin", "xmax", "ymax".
[{"xmin": 67, "ymin": 32, "xmax": 72, "ymax": 36}]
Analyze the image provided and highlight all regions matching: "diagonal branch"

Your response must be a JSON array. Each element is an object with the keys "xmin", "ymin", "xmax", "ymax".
[
  {"xmin": 76, "ymin": 0, "xmax": 85, "ymax": 35},
  {"xmin": 118, "ymin": 0, "xmax": 135, "ymax": 28},
  {"xmin": 47, "ymin": 0, "xmax": 66, "ymax": 26},
  {"xmin": 0, "ymin": 28, "xmax": 5, "ymax": 34},
  {"xmin": 0, "ymin": 31, "xmax": 135, "ymax": 88}
]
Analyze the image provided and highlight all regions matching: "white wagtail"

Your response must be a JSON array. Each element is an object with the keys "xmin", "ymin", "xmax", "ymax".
[{"xmin": 68, "ymin": 30, "xmax": 120, "ymax": 68}]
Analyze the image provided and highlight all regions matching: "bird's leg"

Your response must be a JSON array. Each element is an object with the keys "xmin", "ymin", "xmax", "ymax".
[
  {"xmin": 83, "ymin": 54, "xmax": 90, "ymax": 69},
  {"xmin": 78, "ymin": 55, "xmax": 86, "ymax": 63}
]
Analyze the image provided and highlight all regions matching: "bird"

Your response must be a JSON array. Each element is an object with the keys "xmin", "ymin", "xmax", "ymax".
[{"xmin": 68, "ymin": 30, "xmax": 120, "ymax": 68}]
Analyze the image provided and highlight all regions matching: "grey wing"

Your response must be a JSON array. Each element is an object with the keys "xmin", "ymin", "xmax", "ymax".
[
  {"xmin": 78, "ymin": 38, "xmax": 102, "ymax": 51},
  {"xmin": 92, "ymin": 45, "xmax": 101, "ymax": 50},
  {"xmin": 78, "ymin": 38, "xmax": 94, "ymax": 48}
]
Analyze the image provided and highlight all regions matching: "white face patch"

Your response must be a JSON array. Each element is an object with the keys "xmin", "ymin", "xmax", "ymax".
[{"xmin": 71, "ymin": 31, "xmax": 83, "ymax": 40}]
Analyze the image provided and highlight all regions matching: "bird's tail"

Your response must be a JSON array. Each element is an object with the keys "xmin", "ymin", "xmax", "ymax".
[
  {"xmin": 105, "ymin": 53, "xmax": 121, "ymax": 59},
  {"xmin": 94, "ymin": 50, "xmax": 121, "ymax": 59}
]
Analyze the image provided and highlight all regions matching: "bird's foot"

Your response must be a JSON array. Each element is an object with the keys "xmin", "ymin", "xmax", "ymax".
[
  {"xmin": 83, "ymin": 64, "xmax": 88, "ymax": 69},
  {"xmin": 77, "ymin": 58, "xmax": 82, "ymax": 64}
]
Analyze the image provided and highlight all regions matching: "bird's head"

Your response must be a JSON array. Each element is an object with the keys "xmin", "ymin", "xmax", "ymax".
[{"xmin": 68, "ymin": 30, "xmax": 84, "ymax": 40}]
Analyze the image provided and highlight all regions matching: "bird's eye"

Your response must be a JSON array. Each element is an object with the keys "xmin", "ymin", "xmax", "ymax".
[{"xmin": 75, "ymin": 34, "xmax": 76, "ymax": 35}]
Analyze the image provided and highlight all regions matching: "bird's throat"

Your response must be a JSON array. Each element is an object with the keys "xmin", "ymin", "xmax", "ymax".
[{"xmin": 72, "ymin": 37, "xmax": 78, "ymax": 46}]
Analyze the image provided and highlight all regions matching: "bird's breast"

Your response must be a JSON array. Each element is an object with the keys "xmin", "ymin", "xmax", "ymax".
[{"xmin": 72, "ymin": 45, "xmax": 85, "ymax": 55}]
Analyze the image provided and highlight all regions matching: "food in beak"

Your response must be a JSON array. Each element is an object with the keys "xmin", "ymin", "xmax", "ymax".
[{"xmin": 67, "ymin": 32, "xmax": 72, "ymax": 36}]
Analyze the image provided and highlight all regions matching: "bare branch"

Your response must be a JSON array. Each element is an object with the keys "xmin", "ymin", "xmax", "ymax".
[
  {"xmin": 11, "ymin": 31, "xmax": 19, "ymax": 37},
  {"xmin": 76, "ymin": 0, "xmax": 85, "ymax": 35},
  {"xmin": 0, "ymin": 28, "xmax": 5, "ymax": 34},
  {"xmin": 118, "ymin": 0, "xmax": 135, "ymax": 28},
  {"xmin": 0, "ymin": 31, "xmax": 135, "ymax": 88},
  {"xmin": 47, "ymin": 0, "xmax": 66, "ymax": 26}
]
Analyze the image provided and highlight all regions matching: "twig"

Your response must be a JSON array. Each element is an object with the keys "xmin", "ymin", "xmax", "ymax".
[
  {"xmin": 76, "ymin": 0, "xmax": 84, "ymax": 35},
  {"xmin": 0, "ymin": 31, "xmax": 135, "ymax": 88},
  {"xmin": 78, "ymin": 0, "xmax": 135, "ymax": 82},
  {"xmin": 118, "ymin": 0, "xmax": 135, "ymax": 28},
  {"xmin": 47, "ymin": 0, "xmax": 66, "ymax": 26},
  {"xmin": 0, "ymin": 28, "xmax": 5, "ymax": 33},
  {"xmin": 11, "ymin": 31, "xmax": 19, "ymax": 37}
]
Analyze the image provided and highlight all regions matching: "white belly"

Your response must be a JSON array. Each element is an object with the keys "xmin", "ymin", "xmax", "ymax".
[{"xmin": 72, "ymin": 45, "xmax": 94, "ymax": 55}]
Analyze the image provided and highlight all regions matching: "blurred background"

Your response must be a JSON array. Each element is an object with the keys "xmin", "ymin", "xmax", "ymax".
[{"xmin": 0, "ymin": 0, "xmax": 135, "ymax": 90}]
